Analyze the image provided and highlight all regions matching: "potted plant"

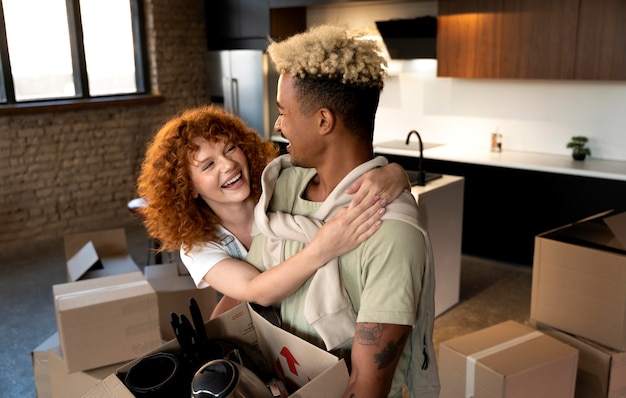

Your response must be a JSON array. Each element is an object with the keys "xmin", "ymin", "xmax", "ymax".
[{"xmin": 566, "ymin": 136, "xmax": 591, "ymax": 161}]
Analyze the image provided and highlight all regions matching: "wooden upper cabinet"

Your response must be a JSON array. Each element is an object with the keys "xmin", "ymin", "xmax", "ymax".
[
  {"xmin": 499, "ymin": 0, "xmax": 578, "ymax": 79},
  {"xmin": 437, "ymin": 0, "xmax": 503, "ymax": 78},
  {"xmin": 575, "ymin": 0, "xmax": 626, "ymax": 80},
  {"xmin": 438, "ymin": 0, "xmax": 579, "ymax": 79}
]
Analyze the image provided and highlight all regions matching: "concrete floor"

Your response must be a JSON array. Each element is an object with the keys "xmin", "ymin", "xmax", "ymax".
[{"xmin": 0, "ymin": 220, "xmax": 532, "ymax": 397}]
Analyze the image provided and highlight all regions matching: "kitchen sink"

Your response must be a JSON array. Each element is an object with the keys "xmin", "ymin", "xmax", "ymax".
[
  {"xmin": 407, "ymin": 170, "xmax": 442, "ymax": 186},
  {"xmin": 376, "ymin": 139, "xmax": 444, "ymax": 185}
]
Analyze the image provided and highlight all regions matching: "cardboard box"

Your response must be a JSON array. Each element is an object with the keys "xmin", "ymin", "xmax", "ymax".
[
  {"xmin": 63, "ymin": 228, "xmax": 140, "ymax": 282},
  {"xmin": 83, "ymin": 302, "xmax": 349, "ymax": 397},
  {"xmin": 439, "ymin": 320, "xmax": 578, "ymax": 398},
  {"xmin": 32, "ymin": 333, "xmax": 59, "ymax": 398},
  {"xmin": 40, "ymin": 334, "xmax": 122, "ymax": 398},
  {"xmin": 52, "ymin": 272, "xmax": 161, "ymax": 372},
  {"xmin": 144, "ymin": 262, "xmax": 218, "ymax": 340},
  {"xmin": 537, "ymin": 323, "xmax": 626, "ymax": 398},
  {"xmin": 530, "ymin": 211, "xmax": 626, "ymax": 351}
]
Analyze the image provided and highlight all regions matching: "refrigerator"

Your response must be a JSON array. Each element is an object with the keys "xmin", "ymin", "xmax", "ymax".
[{"xmin": 206, "ymin": 50, "xmax": 279, "ymax": 139}]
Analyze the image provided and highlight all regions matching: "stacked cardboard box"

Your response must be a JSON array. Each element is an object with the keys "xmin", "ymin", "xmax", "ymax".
[
  {"xmin": 32, "ymin": 333, "xmax": 58, "ymax": 398},
  {"xmin": 33, "ymin": 228, "xmax": 218, "ymax": 397},
  {"xmin": 53, "ymin": 271, "xmax": 161, "ymax": 372},
  {"xmin": 32, "ymin": 332, "xmax": 124, "ymax": 398},
  {"xmin": 84, "ymin": 302, "xmax": 350, "ymax": 397},
  {"xmin": 439, "ymin": 320, "xmax": 578, "ymax": 398},
  {"xmin": 538, "ymin": 324, "xmax": 626, "ymax": 398},
  {"xmin": 530, "ymin": 211, "xmax": 626, "ymax": 397}
]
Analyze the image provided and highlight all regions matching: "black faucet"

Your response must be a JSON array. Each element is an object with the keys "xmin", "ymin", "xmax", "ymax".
[{"xmin": 405, "ymin": 130, "xmax": 426, "ymax": 186}]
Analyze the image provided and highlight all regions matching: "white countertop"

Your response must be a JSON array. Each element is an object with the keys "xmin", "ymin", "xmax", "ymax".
[
  {"xmin": 374, "ymin": 141, "xmax": 626, "ymax": 182},
  {"xmin": 410, "ymin": 174, "xmax": 464, "ymax": 195}
]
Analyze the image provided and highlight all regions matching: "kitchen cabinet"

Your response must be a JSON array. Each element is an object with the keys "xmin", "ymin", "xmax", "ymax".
[
  {"xmin": 499, "ymin": 0, "xmax": 578, "ymax": 79},
  {"xmin": 205, "ymin": 0, "xmax": 305, "ymax": 50},
  {"xmin": 438, "ymin": 0, "xmax": 626, "ymax": 80},
  {"xmin": 411, "ymin": 175, "xmax": 464, "ymax": 317},
  {"xmin": 379, "ymin": 152, "xmax": 626, "ymax": 265},
  {"xmin": 270, "ymin": 0, "xmax": 382, "ymax": 7},
  {"xmin": 437, "ymin": 0, "xmax": 503, "ymax": 78},
  {"xmin": 206, "ymin": 0, "xmax": 270, "ymax": 50},
  {"xmin": 575, "ymin": 0, "xmax": 626, "ymax": 80}
]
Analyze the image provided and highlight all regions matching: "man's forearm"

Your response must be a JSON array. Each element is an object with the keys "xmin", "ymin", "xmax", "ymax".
[{"xmin": 343, "ymin": 322, "xmax": 411, "ymax": 398}]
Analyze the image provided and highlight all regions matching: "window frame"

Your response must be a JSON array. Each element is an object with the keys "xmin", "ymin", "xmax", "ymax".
[{"xmin": 0, "ymin": 0, "xmax": 151, "ymax": 109}]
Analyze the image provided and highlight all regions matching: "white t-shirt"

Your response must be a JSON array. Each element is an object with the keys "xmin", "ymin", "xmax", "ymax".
[{"xmin": 180, "ymin": 225, "xmax": 247, "ymax": 289}]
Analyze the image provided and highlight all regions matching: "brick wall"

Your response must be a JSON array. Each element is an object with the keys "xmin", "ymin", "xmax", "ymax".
[{"xmin": 0, "ymin": 0, "xmax": 210, "ymax": 245}]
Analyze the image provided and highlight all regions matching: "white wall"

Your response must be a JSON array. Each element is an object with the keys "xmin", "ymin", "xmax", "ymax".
[{"xmin": 307, "ymin": 1, "xmax": 626, "ymax": 162}]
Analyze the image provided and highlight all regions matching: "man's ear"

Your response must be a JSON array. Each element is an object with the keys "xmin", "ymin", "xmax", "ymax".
[{"xmin": 318, "ymin": 107, "xmax": 335, "ymax": 136}]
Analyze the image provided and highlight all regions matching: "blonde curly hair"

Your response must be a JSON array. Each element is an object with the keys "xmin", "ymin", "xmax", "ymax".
[
  {"xmin": 136, "ymin": 105, "xmax": 278, "ymax": 253},
  {"xmin": 267, "ymin": 25, "xmax": 387, "ymax": 140},
  {"xmin": 267, "ymin": 24, "xmax": 387, "ymax": 89}
]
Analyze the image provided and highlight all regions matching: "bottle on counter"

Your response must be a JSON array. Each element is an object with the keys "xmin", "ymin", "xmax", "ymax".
[{"xmin": 491, "ymin": 129, "xmax": 502, "ymax": 152}]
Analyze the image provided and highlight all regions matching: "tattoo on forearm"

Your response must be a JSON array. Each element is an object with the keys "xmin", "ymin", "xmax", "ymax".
[
  {"xmin": 356, "ymin": 323, "xmax": 383, "ymax": 346},
  {"xmin": 357, "ymin": 323, "xmax": 410, "ymax": 370}
]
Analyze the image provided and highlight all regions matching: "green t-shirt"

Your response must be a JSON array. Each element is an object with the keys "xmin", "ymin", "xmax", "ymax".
[{"xmin": 246, "ymin": 166, "xmax": 428, "ymax": 397}]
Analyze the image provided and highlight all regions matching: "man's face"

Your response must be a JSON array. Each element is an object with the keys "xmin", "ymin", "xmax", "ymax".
[{"xmin": 274, "ymin": 74, "xmax": 320, "ymax": 168}]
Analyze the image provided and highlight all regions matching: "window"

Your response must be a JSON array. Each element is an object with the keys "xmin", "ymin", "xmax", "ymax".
[{"xmin": 0, "ymin": 0, "xmax": 147, "ymax": 104}]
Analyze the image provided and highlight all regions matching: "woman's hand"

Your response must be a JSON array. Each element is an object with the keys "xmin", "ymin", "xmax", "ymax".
[
  {"xmin": 311, "ymin": 195, "xmax": 387, "ymax": 262},
  {"xmin": 346, "ymin": 163, "xmax": 409, "ymax": 209}
]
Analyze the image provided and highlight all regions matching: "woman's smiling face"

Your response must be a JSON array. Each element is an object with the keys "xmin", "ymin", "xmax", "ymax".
[{"xmin": 187, "ymin": 137, "xmax": 251, "ymax": 212}]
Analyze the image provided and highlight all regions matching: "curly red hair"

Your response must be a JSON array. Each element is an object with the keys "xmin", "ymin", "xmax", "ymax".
[{"xmin": 137, "ymin": 105, "xmax": 279, "ymax": 253}]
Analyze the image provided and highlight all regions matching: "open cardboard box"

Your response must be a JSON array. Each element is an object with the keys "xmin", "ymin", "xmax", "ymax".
[
  {"xmin": 63, "ymin": 228, "xmax": 140, "ymax": 282},
  {"xmin": 144, "ymin": 262, "xmax": 218, "ymax": 341},
  {"xmin": 531, "ymin": 210, "xmax": 626, "ymax": 351},
  {"xmin": 52, "ymin": 272, "xmax": 161, "ymax": 373},
  {"xmin": 84, "ymin": 302, "xmax": 349, "ymax": 397},
  {"xmin": 537, "ymin": 322, "xmax": 626, "ymax": 398},
  {"xmin": 32, "ymin": 332, "xmax": 126, "ymax": 398},
  {"xmin": 439, "ymin": 320, "xmax": 578, "ymax": 398}
]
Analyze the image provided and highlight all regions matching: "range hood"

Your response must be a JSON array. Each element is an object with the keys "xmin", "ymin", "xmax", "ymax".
[{"xmin": 375, "ymin": 16, "xmax": 437, "ymax": 60}]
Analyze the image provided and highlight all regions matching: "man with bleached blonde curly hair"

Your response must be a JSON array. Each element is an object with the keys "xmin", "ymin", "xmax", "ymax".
[{"xmin": 245, "ymin": 25, "xmax": 440, "ymax": 397}]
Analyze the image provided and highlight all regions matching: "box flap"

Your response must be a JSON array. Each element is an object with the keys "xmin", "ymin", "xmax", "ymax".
[
  {"xmin": 575, "ymin": 209, "xmax": 615, "ymax": 224},
  {"xmin": 540, "ymin": 210, "xmax": 626, "ymax": 255},
  {"xmin": 65, "ymin": 229, "xmax": 139, "ymax": 281},
  {"xmin": 67, "ymin": 241, "xmax": 103, "ymax": 282},
  {"xmin": 33, "ymin": 332, "xmax": 60, "ymax": 355},
  {"xmin": 82, "ymin": 373, "xmax": 135, "ymax": 398},
  {"xmin": 97, "ymin": 256, "xmax": 140, "ymax": 278},
  {"xmin": 64, "ymin": 228, "xmax": 128, "ymax": 260},
  {"xmin": 249, "ymin": 304, "xmax": 348, "ymax": 391},
  {"xmin": 604, "ymin": 211, "xmax": 626, "ymax": 250}
]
